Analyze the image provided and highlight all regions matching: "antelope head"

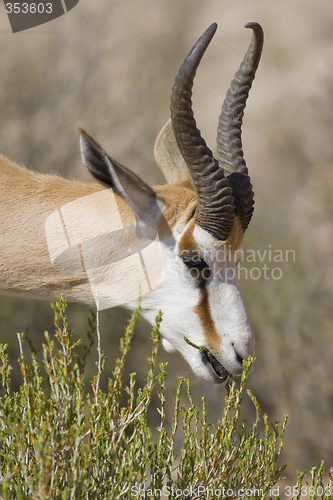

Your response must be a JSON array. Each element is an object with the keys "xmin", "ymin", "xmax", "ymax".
[{"xmin": 80, "ymin": 22, "xmax": 264, "ymax": 383}]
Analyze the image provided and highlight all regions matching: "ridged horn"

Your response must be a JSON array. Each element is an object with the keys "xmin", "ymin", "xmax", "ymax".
[
  {"xmin": 170, "ymin": 23, "xmax": 235, "ymax": 241},
  {"xmin": 216, "ymin": 22, "xmax": 264, "ymax": 232}
]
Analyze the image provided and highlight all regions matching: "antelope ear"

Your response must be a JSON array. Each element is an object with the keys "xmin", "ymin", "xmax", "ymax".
[
  {"xmin": 154, "ymin": 119, "xmax": 195, "ymax": 189},
  {"xmin": 79, "ymin": 129, "xmax": 159, "ymax": 223}
]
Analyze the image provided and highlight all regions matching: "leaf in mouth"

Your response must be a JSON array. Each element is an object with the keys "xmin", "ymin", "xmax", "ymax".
[
  {"xmin": 184, "ymin": 336, "xmax": 211, "ymax": 354},
  {"xmin": 183, "ymin": 336, "xmax": 228, "ymax": 381}
]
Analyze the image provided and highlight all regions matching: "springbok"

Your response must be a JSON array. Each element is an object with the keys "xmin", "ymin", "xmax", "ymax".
[{"xmin": 0, "ymin": 22, "xmax": 263, "ymax": 383}]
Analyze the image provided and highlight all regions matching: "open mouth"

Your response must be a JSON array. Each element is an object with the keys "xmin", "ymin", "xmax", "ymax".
[
  {"xmin": 201, "ymin": 350, "xmax": 228, "ymax": 382},
  {"xmin": 183, "ymin": 336, "xmax": 229, "ymax": 383}
]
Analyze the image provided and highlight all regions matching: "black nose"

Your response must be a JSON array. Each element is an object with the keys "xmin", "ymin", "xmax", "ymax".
[{"xmin": 232, "ymin": 345, "xmax": 245, "ymax": 366}]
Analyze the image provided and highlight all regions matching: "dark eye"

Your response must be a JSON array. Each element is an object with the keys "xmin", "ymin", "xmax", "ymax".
[{"xmin": 181, "ymin": 254, "xmax": 211, "ymax": 281}]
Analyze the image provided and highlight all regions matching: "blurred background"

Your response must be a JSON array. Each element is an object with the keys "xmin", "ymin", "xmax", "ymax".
[{"xmin": 0, "ymin": 0, "xmax": 333, "ymax": 481}]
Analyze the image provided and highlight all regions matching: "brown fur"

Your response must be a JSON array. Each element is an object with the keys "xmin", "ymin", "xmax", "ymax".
[
  {"xmin": 154, "ymin": 184, "xmax": 197, "ymax": 238},
  {"xmin": 177, "ymin": 219, "xmax": 220, "ymax": 348},
  {"xmin": 225, "ymin": 217, "xmax": 244, "ymax": 252},
  {"xmin": 0, "ymin": 155, "xmax": 198, "ymax": 303},
  {"xmin": 177, "ymin": 215, "xmax": 244, "ymax": 350},
  {"xmin": 195, "ymin": 287, "xmax": 220, "ymax": 348},
  {"xmin": 0, "ymin": 155, "xmax": 105, "ymax": 302}
]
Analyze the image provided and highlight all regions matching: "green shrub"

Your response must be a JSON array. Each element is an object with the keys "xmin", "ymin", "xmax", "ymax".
[{"xmin": 0, "ymin": 297, "xmax": 331, "ymax": 499}]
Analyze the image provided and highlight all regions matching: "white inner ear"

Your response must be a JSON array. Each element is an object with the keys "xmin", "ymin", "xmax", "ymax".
[
  {"xmin": 162, "ymin": 337, "xmax": 177, "ymax": 353},
  {"xmin": 154, "ymin": 119, "xmax": 194, "ymax": 188}
]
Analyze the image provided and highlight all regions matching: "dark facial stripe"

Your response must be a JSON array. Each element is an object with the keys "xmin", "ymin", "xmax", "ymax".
[
  {"xmin": 194, "ymin": 286, "xmax": 219, "ymax": 348},
  {"xmin": 178, "ymin": 220, "xmax": 219, "ymax": 348}
]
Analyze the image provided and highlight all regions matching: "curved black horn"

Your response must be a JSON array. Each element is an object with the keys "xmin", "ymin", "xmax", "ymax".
[
  {"xmin": 216, "ymin": 22, "xmax": 264, "ymax": 231},
  {"xmin": 170, "ymin": 23, "xmax": 235, "ymax": 241}
]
